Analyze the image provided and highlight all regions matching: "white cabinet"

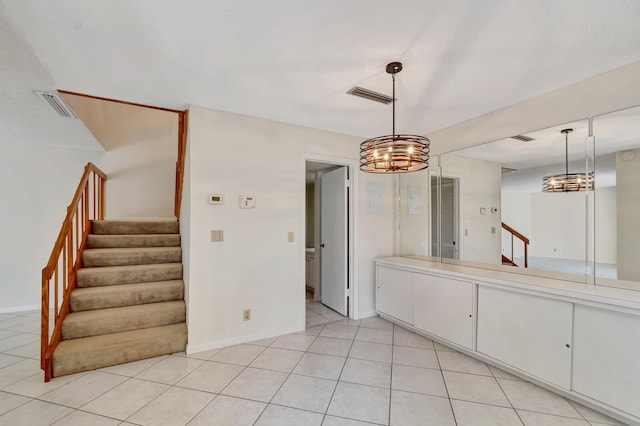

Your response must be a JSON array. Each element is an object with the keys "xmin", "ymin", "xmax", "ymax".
[
  {"xmin": 374, "ymin": 257, "xmax": 640, "ymax": 424},
  {"xmin": 572, "ymin": 305, "xmax": 640, "ymax": 418},
  {"xmin": 376, "ymin": 265, "xmax": 414, "ymax": 325},
  {"xmin": 477, "ymin": 286, "xmax": 572, "ymax": 389},
  {"xmin": 414, "ymin": 274, "xmax": 473, "ymax": 349}
]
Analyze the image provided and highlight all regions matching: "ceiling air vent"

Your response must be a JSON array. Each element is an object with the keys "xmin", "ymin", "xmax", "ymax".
[
  {"xmin": 34, "ymin": 90, "xmax": 78, "ymax": 118},
  {"xmin": 510, "ymin": 134, "xmax": 534, "ymax": 142},
  {"xmin": 501, "ymin": 167, "xmax": 517, "ymax": 173},
  {"xmin": 347, "ymin": 86, "xmax": 393, "ymax": 104}
]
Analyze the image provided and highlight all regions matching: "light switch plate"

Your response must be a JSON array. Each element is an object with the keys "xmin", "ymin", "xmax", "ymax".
[
  {"xmin": 239, "ymin": 195, "xmax": 256, "ymax": 209},
  {"xmin": 288, "ymin": 232, "xmax": 294, "ymax": 243}
]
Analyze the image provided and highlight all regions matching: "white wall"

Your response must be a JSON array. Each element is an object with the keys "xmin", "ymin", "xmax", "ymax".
[
  {"xmin": 184, "ymin": 106, "xmax": 394, "ymax": 351},
  {"xmin": 440, "ymin": 154, "xmax": 502, "ymax": 265},
  {"xmin": 504, "ymin": 187, "xmax": 617, "ymax": 264},
  {"xmin": 63, "ymin": 94, "xmax": 179, "ymax": 219},
  {"xmin": 531, "ymin": 192, "xmax": 588, "ymax": 260},
  {"xmin": 0, "ymin": 141, "xmax": 102, "ymax": 311},
  {"xmin": 399, "ymin": 169, "xmax": 430, "ymax": 256},
  {"xmin": 595, "ymin": 186, "xmax": 617, "ymax": 265},
  {"xmin": 616, "ymin": 149, "xmax": 640, "ymax": 281},
  {"xmin": 501, "ymin": 190, "xmax": 532, "ymax": 259}
]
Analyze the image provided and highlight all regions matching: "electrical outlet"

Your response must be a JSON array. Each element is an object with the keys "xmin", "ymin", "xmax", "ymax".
[
  {"xmin": 211, "ymin": 230, "xmax": 224, "ymax": 242},
  {"xmin": 243, "ymin": 309, "xmax": 251, "ymax": 321}
]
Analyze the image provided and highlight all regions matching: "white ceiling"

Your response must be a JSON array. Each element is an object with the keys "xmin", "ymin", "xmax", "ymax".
[{"xmin": 1, "ymin": 0, "xmax": 640, "ymax": 151}]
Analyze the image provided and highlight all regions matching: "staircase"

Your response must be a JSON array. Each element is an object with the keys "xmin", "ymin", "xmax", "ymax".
[{"xmin": 51, "ymin": 220, "xmax": 187, "ymax": 378}]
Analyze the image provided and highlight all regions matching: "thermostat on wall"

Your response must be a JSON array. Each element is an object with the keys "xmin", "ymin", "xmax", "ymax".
[
  {"xmin": 239, "ymin": 195, "xmax": 256, "ymax": 209},
  {"xmin": 208, "ymin": 194, "xmax": 225, "ymax": 205}
]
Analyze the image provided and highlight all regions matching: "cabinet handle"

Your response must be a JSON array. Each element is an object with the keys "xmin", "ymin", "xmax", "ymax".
[{"xmin": 565, "ymin": 343, "xmax": 571, "ymax": 348}]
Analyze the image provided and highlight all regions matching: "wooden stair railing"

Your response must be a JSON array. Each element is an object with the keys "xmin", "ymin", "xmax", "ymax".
[
  {"xmin": 41, "ymin": 162, "xmax": 106, "ymax": 381},
  {"xmin": 174, "ymin": 110, "xmax": 188, "ymax": 219},
  {"xmin": 501, "ymin": 222, "xmax": 530, "ymax": 268}
]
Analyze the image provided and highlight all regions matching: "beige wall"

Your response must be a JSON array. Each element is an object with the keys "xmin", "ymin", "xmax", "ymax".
[
  {"xmin": 184, "ymin": 106, "xmax": 395, "ymax": 351},
  {"xmin": 616, "ymin": 149, "xmax": 640, "ymax": 281},
  {"xmin": 0, "ymin": 142, "xmax": 101, "ymax": 310},
  {"xmin": 440, "ymin": 154, "xmax": 502, "ymax": 265},
  {"xmin": 399, "ymin": 169, "xmax": 430, "ymax": 256},
  {"xmin": 63, "ymin": 94, "xmax": 179, "ymax": 219}
]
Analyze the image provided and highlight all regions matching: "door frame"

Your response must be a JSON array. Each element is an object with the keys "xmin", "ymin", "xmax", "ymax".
[{"xmin": 303, "ymin": 154, "xmax": 358, "ymax": 320}]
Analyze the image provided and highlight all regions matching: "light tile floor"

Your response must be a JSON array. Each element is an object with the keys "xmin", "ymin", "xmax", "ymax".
[{"xmin": 0, "ymin": 306, "xmax": 629, "ymax": 425}]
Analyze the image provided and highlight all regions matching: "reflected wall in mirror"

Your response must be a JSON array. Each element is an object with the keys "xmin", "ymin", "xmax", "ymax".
[{"xmin": 594, "ymin": 105, "xmax": 640, "ymax": 290}]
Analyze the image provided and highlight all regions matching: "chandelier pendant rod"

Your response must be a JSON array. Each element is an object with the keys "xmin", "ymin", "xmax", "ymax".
[
  {"xmin": 565, "ymin": 131, "xmax": 569, "ymax": 177},
  {"xmin": 392, "ymin": 72, "xmax": 396, "ymax": 142}
]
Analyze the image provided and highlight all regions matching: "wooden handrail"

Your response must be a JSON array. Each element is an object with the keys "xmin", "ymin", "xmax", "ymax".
[
  {"xmin": 174, "ymin": 110, "xmax": 188, "ymax": 219},
  {"xmin": 501, "ymin": 222, "xmax": 530, "ymax": 245},
  {"xmin": 41, "ymin": 162, "xmax": 106, "ymax": 381},
  {"xmin": 501, "ymin": 222, "xmax": 530, "ymax": 268}
]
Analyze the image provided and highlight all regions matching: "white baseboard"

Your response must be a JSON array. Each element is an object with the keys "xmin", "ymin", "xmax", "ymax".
[
  {"xmin": 0, "ymin": 304, "xmax": 39, "ymax": 314},
  {"xmin": 186, "ymin": 323, "xmax": 303, "ymax": 355},
  {"xmin": 356, "ymin": 310, "xmax": 378, "ymax": 320}
]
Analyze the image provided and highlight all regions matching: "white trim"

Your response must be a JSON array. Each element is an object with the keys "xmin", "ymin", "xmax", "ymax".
[
  {"xmin": 357, "ymin": 310, "xmax": 378, "ymax": 320},
  {"xmin": 186, "ymin": 323, "xmax": 303, "ymax": 354},
  {"xmin": 303, "ymin": 153, "xmax": 359, "ymax": 320},
  {"xmin": 0, "ymin": 304, "xmax": 39, "ymax": 314}
]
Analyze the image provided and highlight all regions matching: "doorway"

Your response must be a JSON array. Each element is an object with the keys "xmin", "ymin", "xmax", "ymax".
[
  {"xmin": 431, "ymin": 175, "xmax": 460, "ymax": 259},
  {"xmin": 304, "ymin": 157, "xmax": 356, "ymax": 326}
]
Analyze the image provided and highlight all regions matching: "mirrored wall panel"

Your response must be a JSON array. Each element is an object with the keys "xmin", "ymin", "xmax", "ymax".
[{"xmin": 399, "ymin": 106, "xmax": 640, "ymax": 291}]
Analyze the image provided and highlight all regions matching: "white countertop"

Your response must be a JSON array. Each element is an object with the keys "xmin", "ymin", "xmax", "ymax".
[{"xmin": 376, "ymin": 256, "xmax": 640, "ymax": 310}]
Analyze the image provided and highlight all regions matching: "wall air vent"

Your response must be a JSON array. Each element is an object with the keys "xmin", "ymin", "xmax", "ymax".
[
  {"xmin": 34, "ymin": 90, "xmax": 78, "ymax": 118},
  {"xmin": 501, "ymin": 167, "xmax": 517, "ymax": 173},
  {"xmin": 510, "ymin": 134, "xmax": 534, "ymax": 142},
  {"xmin": 347, "ymin": 86, "xmax": 393, "ymax": 104}
]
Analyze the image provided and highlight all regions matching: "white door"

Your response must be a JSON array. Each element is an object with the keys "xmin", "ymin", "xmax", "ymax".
[{"xmin": 320, "ymin": 167, "xmax": 348, "ymax": 315}]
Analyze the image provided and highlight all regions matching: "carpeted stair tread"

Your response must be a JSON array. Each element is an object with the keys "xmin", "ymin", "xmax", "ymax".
[
  {"xmin": 62, "ymin": 301, "xmax": 186, "ymax": 339},
  {"xmin": 76, "ymin": 263, "xmax": 183, "ymax": 288},
  {"xmin": 70, "ymin": 280, "xmax": 184, "ymax": 312},
  {"xmin": 92, "ymin": 220, "xmax": 179, "ymax": 235},
  {"xmin": 52, "ymin": 323, "xmax": 187, "ymax": 377},
  {"xmin": 82, "ymin": 246, "xmax": 182, "ymax": 267},
  {"xmin": 87, "ymin": 234, "xmax": 180, "ymax": 248}
]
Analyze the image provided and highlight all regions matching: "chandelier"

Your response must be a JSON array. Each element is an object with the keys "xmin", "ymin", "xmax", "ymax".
[
  {"xmin": 542, "ymin": 128, "xmax": 594, "ymax": 192},
  {"xmin": 359, "ymin": 62, "xmax": 430, "ymax": 173}
]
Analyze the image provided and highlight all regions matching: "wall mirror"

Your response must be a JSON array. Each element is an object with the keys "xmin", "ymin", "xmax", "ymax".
[{"xmin": 399, "ymin": 104, "xmax": 640, "ymax": 292}]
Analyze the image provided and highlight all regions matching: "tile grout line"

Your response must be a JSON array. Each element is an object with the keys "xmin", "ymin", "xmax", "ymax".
[
  {"xmin": 433, "ymin": 341, "xmax": 459, "ymax": 426},
  {"xmin": 322, "ymin": 317, "xmax": 358, "ymax": 422},
  {"xmin": 251, "ymin": 321, "xmax": 328, "ymax": 424}
]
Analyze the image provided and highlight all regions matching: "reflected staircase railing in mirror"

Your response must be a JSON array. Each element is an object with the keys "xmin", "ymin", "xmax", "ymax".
[{"xmin": 501, "ymin": 222, "xmax": 529, "ymax": 268}]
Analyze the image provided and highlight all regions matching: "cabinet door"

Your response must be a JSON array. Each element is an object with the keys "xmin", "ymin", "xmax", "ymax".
[
  {"xmin": 477, "ymin": 286, "xmax": 572, "ymax": 388},
  {"xmin": 572, "ymin": 305, "xmax": 640, "ymax": 418},
  {"xmin": 413, "ymin": 274, "xmax": 473, "ymax": 349},
  {"xmin": 376, "ymin": 265, "xmax": 414, "ymax": 325}
]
